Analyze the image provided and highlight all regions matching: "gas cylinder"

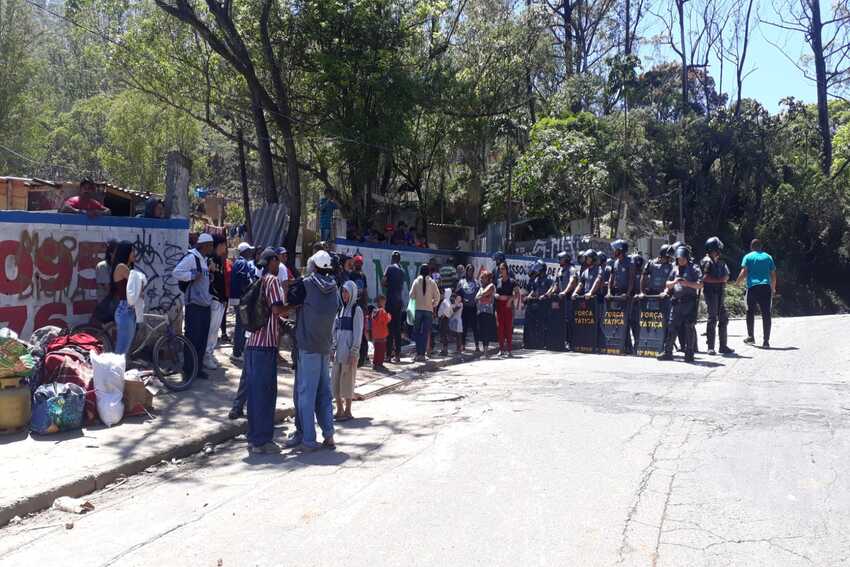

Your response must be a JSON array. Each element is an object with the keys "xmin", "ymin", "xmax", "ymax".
[{"xmin": 0, "ymin": 376, "xmax": 31, "ymax": 433}]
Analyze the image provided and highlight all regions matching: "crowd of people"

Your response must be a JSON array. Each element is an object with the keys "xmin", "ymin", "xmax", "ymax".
[{"xmin": 73, "ymin": 176, "xmax": 776, "ymax": 455}]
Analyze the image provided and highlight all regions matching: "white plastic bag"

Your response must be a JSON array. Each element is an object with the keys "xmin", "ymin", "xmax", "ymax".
[{"xmin": 91, "ymin": 352, "xmax": 126, "ymax": 427}]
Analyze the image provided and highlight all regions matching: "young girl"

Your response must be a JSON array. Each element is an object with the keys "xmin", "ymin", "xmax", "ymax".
[
  {"xmin": 476, "ymin": 270, "xmax": 497, "ymax": 357},
  {"xmin": 449, "ymin": 293, "xmax": 464, "ymax": 352},
  {"xmin": 332, "ymin": 280, "xmax": 363, "ymax": 421},
  {"xmin": 371, "ymin": 295, "xmax": 391, "ymax": 370},
  {"xmin": 437, "ymin": 289, "xmax": 454, "ymax": 355},
  {"xmin": 112, "ymin": 241, "xmax": 138, "ymax": 355}
]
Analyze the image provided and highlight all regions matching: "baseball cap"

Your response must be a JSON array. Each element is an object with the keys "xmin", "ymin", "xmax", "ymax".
[
  {"xmin": 256, "ymin": 247, "xmax": 278, "ymax": 268},
  {"xmin": 275, "ymin": 246, "xmax": 287, "ymax": 255},
  {"xmin": 354, "ymin": 255, "xmax": 364, "ymax": 263},
  {"xmin": 237, "ymin": 242, "xmax": 254, "ymax": 253},
  {"xmin": 197, "ymin": 233, "xmax": 214, "ymax": 245}
]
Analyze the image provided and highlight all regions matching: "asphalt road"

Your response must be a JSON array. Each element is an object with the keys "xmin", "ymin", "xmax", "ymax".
[{"xmin": 2, "ymin": 315, "xmax": 848, "ymax": 567}]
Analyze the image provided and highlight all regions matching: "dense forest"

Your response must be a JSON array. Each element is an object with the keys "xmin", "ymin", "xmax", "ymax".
[{"xmin": 2, "ymin": 0, "xmax": 850, "ymax": 313}]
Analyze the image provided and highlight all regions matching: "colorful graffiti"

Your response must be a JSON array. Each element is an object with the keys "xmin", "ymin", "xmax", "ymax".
[{"xmin": 0, "ymin": 212, "xmax": 189, "ymax": 339}]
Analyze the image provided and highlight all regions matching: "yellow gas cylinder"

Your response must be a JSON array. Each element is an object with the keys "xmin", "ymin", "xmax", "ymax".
[{"xmin": 0, "ymin": 376, "xmax": 31, "ymax": 434}]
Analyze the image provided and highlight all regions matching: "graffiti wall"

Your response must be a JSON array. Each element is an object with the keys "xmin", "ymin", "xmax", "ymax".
[
  {"xmin": 0, "ymin": 211, "xmax": 189, "ymax": 339},
  {"xmin": 513, "ymin": 235, "xmax": 611, "ymax": 263}
]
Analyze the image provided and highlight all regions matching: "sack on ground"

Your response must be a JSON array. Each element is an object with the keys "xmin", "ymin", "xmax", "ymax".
[
  {"xmin": 30, "ymin": 382, "xmax": 86, "ymax": 434},
  {"xmin": 239, "ymin": 277, "xmax": 270, "ymax": 332},
  {"xmin": 91, "ymin": 352, "xmax": 126, "ymax": 427}
]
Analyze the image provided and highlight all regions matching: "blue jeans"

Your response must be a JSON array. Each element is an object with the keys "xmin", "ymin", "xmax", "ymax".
[
  {"xmin": 184, "ymin": 303, "xmax": 211, "ymax": 377},
  {"xmin": 114, "ymin": 301, "xmax": 137, "ymax": 355},
  {"xmin": 413, "ymin": 310, "xmax": 433, "ymax": 356},
  {"xmin": 295, "ymin": 350, "xmax": 334, "ymax": 447},
  {"xmin": 320, "ymin": 227, "xmax": 332, "ymax": 241},
  {"xmin": 245, "ymin": 347, "xmax": 278, "ymax": 447},
  {"xmin": 233, "ymin": 314, "xmax": 246, "ymax": 358}
]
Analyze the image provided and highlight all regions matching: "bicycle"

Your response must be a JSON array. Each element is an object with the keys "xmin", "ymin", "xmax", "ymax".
[{"xmin": 72, "ymin": 299, "xmax": 198, "ymax": 391}]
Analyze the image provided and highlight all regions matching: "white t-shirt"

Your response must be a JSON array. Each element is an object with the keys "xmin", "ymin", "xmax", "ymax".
[{"xmin": 277, "ymin": 264, "xmax": 289, "ymax": 284}]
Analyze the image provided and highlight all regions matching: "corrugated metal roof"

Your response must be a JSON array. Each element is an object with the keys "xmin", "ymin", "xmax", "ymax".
[{"xmin": 251, "ymin": 203, "xmax": 290, "ymax": 248}]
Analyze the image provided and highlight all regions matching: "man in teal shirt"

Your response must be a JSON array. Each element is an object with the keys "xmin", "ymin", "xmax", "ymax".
[{"xmin": 736, "ymin": 239, "xmax": 777, "ymax": 348}]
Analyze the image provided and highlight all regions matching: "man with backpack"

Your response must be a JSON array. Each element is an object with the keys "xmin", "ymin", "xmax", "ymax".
[
  {"xmin": 229, "ymin": 242, "xmax": 258, "ymax": 364},
  {"xmin": 239, "ymin": 248, "xmax": 287, "ymax": 454},
  {"xmin": 174, "ymin": 233, "xmax": 214, "ymax": 381},
  {"xmin": 284, "ymin": 250, "xmax": 340, "ymax": 452}
]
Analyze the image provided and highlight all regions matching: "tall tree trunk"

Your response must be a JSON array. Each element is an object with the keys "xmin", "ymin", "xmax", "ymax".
[
  {"xmin": 236, "ymin": 126, "xmax": 253, "ymax": 241},
  {"xmin": 563, "ymin": 1, "xmax": 574, "ymax": 77},
  {"xmin": 810, "ymin": 0, "xmax": 833, "ymax": 174},
  {"xmin": 677, "ymin": 0, "xmax": 688, "ymax": 116},
  {"xmin": 251, "ymin": 90, "xmax": 278, "ymax": 204},
  {"xmin": 624, "ymin": 0, "xmax": 632, "ymax": 55}
]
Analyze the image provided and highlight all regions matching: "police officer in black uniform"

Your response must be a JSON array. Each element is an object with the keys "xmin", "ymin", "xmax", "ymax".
[
  {"xmin": 523, "ymin": 260, "xmax": 550, "ymax": 349},
  {"xmin": 627, "ymin": 251, "xmax": 645, "ymax": 353},
  {"xmin": 657, "ymin": 246, "xmax": 703, "ymax": 362},
  {"xmin": 556, "ymin": 251, "xmax": 579, "ymax": 350},
  {"xmin": 543, "ymin": 252, "xmax": 571, "ymax": 350},
  {"xmin": 573, "ymin": 249, "xmax": 604, "ymax": 351},
  {"xmin": 607, "ymin": 240, "xmax": 636, "ymax": 353},
  {"xmin": 701, "ymin": 237, "xmax": 734, "ymax": 356},
  {"xmin": 640, "ymin": 245, "xmax": 674, "ymax": 295}
]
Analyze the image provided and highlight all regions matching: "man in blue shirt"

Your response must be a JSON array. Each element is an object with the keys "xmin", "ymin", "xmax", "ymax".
[
  {"xmin": 318, "ymin": 190, "xmax": 338, "ymax": 241},
  {"xmin": 736, "ymin": 239, "xmax": 777, "ymax": 348}
]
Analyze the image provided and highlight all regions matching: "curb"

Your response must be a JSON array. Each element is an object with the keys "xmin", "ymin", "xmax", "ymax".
[{"xmin": 0, "ymin": 406, "xmax": 294, "ymax": 527}]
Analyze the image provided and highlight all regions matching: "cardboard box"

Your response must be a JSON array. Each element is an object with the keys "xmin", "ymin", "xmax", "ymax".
[{"xmin": 123, "ymin": 379, "xmax": 155, "ymax": 416}]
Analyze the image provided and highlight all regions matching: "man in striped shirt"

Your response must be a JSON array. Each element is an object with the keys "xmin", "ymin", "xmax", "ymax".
[{"xmin": 245, "ymin": 248, "xmax": 287, "ymax": 454}]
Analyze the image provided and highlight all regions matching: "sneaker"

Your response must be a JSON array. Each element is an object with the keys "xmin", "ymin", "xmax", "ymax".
[
  {"xmin": 299, "ymin": 443, "xmax": 322, "ymax": 453},
  {"xmin": 684, "ymin": 354, "xmax": 695, "ymax": 363},
  {"xmin": 762, "ymin": 340, "xmax": 770, "ymax": 349},
  {"xmin": 228, "ymin": 407, "xmax": 244, "ymax": 420},
  {"xmin": 261, "ymin": 441, "xmax": 282, "ymax": 454},
  {"xmin": 743, "ymin": 336, "xmax": 755, "ymax": 344},
  {"xmin": 707, "ymin": 348, "xmax": 717, "ymax": 356},
  {"xmin": 203, "ymin": 355, "xmax": 219, "ymax": 370},
  {"xmin": 284, "ymin": 435, "xmax": 303, "ymax": 449},
  {"xmin": 719, "ymin": 346, "xmax": 735, "ymax": 354},
  {"xmin": 322, "ymin": 437, "xmax": 336, "ymax": 450},
  {"xmin": 657, "ymin": 352, "xmax": 674, "ymax": 361}
]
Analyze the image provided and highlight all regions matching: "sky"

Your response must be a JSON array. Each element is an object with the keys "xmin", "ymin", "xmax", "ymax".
[{"xmin": 639, "ymin": 3, "xmax": 818, "ymax": 115}]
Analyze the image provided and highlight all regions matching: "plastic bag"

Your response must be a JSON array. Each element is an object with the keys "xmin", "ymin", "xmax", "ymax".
[
  {"xmin": 406, "ymin": 299, "xmax": 416, "ymax": 327},
  {"xmin": 91, "ymin": 352, "xmax": 126, "ymax": 427},
  {"xmin": 0, "ymin": 336, "xmax": 35, "ymax": 379},
  {"xmin": 31, "ymin": 383, "xmax": 86, "ymax": 434}
]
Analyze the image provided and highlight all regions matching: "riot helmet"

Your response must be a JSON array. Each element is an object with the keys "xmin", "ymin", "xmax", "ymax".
[{"xmin": 704, "ymin": 237, "xmax": 724, "ymax": 253}]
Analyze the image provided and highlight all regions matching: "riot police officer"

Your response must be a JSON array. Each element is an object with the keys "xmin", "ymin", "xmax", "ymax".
[
  {"xmin": 556, "ymin": 251, "xmax": 580, "ymax": 350},
  {"xmin": 627, "ymin": 252, "xmax": 645, "ymax": 353},
  {"xmin": 607, "ymin": 240, "xmax": 635, "ymax": 353},
  {"xmin": 523, "ymin": 260, "xmax": 551, "ymax": 349},
  {"xmin": 640, "ymin": 245, "xmax": 674, "ymax": 295},
  {"xmin": 544, "ymin": 252, "xmax": 573, "ymax": 350},
  {"xmin": 657, "ymin": 246, "xmax": 703, "ymax": 362},
  {"xmin": 701, "ymin": 237, "xmax": 734, "ymax": 355}
]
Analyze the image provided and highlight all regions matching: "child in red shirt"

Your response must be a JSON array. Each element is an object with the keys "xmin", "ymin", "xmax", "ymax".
[{"xmin": 371, "ymin": 295, "xmax": 392, "ymax": 370}]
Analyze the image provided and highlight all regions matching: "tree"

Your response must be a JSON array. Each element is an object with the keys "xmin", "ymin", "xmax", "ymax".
[{"xmin": 764, "ymin": 0, "xmax": 850, "ymax": 174}]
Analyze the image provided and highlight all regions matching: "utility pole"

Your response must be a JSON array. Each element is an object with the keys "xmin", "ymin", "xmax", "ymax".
[{"xmin": 505, "ymin": 156, "xmax": 516, "ymax": 253}]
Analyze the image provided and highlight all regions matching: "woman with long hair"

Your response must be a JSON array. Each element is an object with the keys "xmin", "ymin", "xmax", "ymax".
[
  {"xmin": 495, "ymin": 262, "xmax": 517, "ymax": 357},
  {"xmin": 112, "ymin": 241, "xmax": 137, "ymax": 355},
  {"xmin": 456, "ymin": 264, "xmax": 480, "ymax": 353},
  {"xmin": 475, "ymin": 270, "xmax": 497, "ymax": 357},
  {"xmin": 409, "ymin": 264, "xmax": 440, "ymax": 361}
]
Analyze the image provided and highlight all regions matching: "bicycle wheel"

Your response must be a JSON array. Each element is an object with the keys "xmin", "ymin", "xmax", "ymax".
[
  {"xmin": 71, "ymin": 324, "xmax": 114, "ymax": 353},
  {"xmin": 152, "ymin": 334, "xmax": 197, "ymax": 391}
]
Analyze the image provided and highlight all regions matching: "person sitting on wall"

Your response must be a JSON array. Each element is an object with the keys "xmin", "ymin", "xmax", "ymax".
[{"xmin": 61, "ymin": 178, "xmax": 111, "ymax": 216}]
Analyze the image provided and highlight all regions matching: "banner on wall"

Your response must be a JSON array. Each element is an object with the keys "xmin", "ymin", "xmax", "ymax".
[
  {"xmin": 333, "ymin": 239, "xmax": 560, "ymax": 321},
  {"xmin": 0, "ymin": 211, "xmax": 189, "ymax": 339}
]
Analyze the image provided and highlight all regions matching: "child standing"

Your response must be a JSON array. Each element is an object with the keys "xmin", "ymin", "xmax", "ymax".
[
  {"xmin": 332, "ymin": 280, "xmax": 363, "ymax": 421},
  {"xmin": 371, "ymin": 295, "xmax": 392, "ymax": 371},
  {"xmin": 449, "ymin": 293, "xmax": 464, "ymax": 352},
  {"xmin": 437, "ymin": 289, "xmax": 454, "ymax": 355}
]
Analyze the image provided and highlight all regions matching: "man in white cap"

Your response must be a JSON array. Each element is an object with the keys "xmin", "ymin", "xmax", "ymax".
[{"xmin": 174, "ymin": 233, "xmax": 214, "ymax": 381}]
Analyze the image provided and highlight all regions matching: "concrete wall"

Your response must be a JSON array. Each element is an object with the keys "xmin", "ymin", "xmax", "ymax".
[{"xmin": 0, "ymin": 211, "xmax": 189, "ymax": 339}]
